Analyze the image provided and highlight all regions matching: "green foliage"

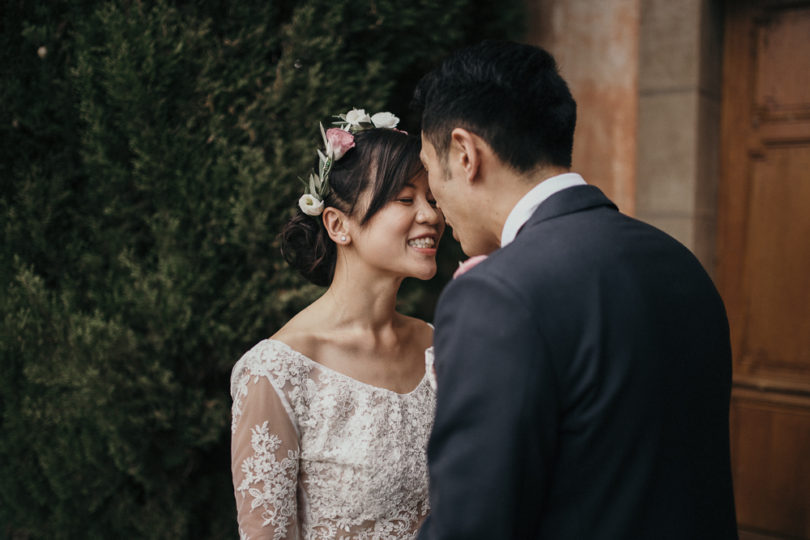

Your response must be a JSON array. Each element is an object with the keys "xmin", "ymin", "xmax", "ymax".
[{"xmin": 0, "ymin": 0, "xmax": 523, "ymax": 537}]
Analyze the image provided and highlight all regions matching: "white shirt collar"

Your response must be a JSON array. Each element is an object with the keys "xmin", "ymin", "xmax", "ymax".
[{"xmin": 500, "ymin": 172, "xmax": 587, "ymax": 247}]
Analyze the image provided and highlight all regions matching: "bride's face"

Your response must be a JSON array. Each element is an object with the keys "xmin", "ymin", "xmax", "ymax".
[{"xmin": 350, "ymin": 172, "xmax": 444, "ymax": 280}]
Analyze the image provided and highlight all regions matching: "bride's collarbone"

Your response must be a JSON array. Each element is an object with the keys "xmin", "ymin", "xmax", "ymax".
[
  {"xmin": 272, "ymin": 316, "xmax": 431, "ymax": 385},
  {"xmin": 281, "ymin": 337, "xmax": 427, "ymax": 393}
]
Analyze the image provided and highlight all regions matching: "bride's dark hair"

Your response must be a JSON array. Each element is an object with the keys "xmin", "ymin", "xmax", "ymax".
[{"xmin": 281, "ymin": 128, "xmax": 424, "ymax": 286}]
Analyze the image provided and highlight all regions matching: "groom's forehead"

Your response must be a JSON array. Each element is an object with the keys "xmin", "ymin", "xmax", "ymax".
[
  {"xmin": 419, "ymin": 137, "xmax": 437, "ymax": 160},
  {"xmin": 418, "ymin": 146, "xmax": 428, "ymax": 165}
]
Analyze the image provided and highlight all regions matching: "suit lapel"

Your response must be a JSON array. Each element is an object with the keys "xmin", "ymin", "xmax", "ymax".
[{"xmin": 515, "ymin": 185, "xmax": 618, "ymax": 239}]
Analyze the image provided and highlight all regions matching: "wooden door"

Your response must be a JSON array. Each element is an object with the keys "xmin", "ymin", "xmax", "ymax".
[{"xmin": 718, "ymin": 1, "xmax": 810, "ymax": 538}]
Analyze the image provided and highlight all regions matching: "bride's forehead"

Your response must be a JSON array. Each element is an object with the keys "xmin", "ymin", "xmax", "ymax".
[{"xmin": 400, "ymin": 172, "xmax": 430, "ymax": 191}]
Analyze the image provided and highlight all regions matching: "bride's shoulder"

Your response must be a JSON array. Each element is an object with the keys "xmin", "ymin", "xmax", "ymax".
[
  {"xmin": 400, "ymin": 314, "xmax": 434, "ymax": 331},
  {"xmin": 230, "ymin": 332, "xmax": 312, "ymax": 387},
  {"xmin": 399, "ymin": 314, "xmax": 435, "ymax": 349},
  {"xmin": 267, "ymin": 304, "xmax": 326, "ymax": 356},
  {"xmin": 270, "ymin": 323, "xmax": 321, "ymax": 359}
]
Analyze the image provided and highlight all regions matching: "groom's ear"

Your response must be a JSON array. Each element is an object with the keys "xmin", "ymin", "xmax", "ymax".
[{"xmin": 450, "ymin": 128, "xmax": 482, "ymax": 185}]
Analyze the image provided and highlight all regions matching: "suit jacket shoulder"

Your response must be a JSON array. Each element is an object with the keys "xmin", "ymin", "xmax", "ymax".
[{"xmin": 425, "ymin": 184, "xmax": 737, "ymax": 539}]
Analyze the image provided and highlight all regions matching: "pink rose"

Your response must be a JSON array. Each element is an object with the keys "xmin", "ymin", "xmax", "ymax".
[
  {"xmin": 325, "ymin": 128, "xmax": 355, "ymax": 160},
  {"xmin": 453, "ymin": 255, "xmax": 487, "ymax": 278}
]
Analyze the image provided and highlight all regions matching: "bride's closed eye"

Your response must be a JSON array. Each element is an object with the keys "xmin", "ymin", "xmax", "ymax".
[
  {"xmin": 396, "ymin": 187, "xmax": 416, "ymax": 204},
  {"xmin": 397, "ymin": 196, "xmax": 436, "ymax": 206}
]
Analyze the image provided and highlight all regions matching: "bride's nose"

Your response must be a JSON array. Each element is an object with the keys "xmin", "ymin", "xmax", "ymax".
[{"xmin": 416, "ymin": 199, "xmax": 441, "ymax": 225}]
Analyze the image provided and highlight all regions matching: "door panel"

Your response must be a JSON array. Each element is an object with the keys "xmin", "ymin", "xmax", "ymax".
[
  {"xmin": 731, "ymin": 392, "xmax": 810, "ymax": 537},
  {"xmin": 740, "ymin": 146, "xmax": 810, "ymax": 379},
  {"xmin": 719, "ymin": 0, "xmax": 810, "ymax": 538}
]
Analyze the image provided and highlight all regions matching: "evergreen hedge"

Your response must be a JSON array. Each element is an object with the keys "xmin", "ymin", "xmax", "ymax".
[{"xmin": 0, "ymin": 1, "xmax": 523, "ymax": 538}]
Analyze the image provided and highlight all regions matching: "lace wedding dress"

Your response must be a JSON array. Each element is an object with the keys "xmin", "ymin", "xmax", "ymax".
[{"xmin": 230, "ymin": 339, "xmax": 436, "ymax": 540}]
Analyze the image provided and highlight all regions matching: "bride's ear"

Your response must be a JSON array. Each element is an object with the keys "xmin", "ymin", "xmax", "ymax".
[{"xmin": 322, "ymin": 207, "xmax": 352, "ymax": 246}]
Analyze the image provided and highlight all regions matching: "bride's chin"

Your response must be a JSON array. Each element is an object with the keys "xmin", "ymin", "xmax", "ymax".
[
  {"xmin": 410, "ymin": 265, "xmax": 438, "ymax": 281},
  {"xmin": 389, "ymin": 260, "xmax": 438, "ymax": 281}
]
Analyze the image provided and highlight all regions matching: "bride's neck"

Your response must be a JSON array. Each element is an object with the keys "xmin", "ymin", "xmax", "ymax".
[{"xmin": 318, "ymin": 263, "xmax": 403, "ymax": 334}]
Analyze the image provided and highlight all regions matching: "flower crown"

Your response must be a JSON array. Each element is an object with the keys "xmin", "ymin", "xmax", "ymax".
[{"xmin": 298, "ymin": 108, "xmax": 402, "ymax": 216}]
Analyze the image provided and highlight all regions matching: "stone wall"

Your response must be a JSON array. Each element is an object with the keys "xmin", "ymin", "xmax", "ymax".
[{"xmin": 526, "ymin": 0, "xmax": 723, "ymax": 274}]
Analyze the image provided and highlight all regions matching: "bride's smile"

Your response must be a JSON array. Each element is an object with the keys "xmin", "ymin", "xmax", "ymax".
[{"xmin": 347, "ymin": 172, "xmax": 444, "ymax": 280}]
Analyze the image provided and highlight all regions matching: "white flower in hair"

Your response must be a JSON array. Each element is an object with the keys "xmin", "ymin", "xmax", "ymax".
[
  {"xmin": 371, "ymin": 112, "xmax": 399, "ymax": 129},
  {"xmin": 298, "ymin": 193, "xmax": 324, "ymax": 216},
  {"xmin": 344, "ymin": 108, "xmax": 371, "ymax": 127},
  {"xmin": 298, "ymin": 108, "xmax": 405, "ymax": 218}
]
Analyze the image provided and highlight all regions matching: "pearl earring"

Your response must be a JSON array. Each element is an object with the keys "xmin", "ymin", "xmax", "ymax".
[{"xmin": 341, "ymin": 235, "xmax": 347, "ymax": 242}]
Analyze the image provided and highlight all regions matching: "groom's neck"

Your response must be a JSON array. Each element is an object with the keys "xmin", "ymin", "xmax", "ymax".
[{"xmin": 481, "ymin": 164, "xmax": 571, "ymax": 242}]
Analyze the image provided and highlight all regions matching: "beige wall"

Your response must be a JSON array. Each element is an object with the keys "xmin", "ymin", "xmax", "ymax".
[
  {"xmin": 636, "ymin": 0, "xmax": 723, "ymax": 274},
  {"xmin": 526, "ymin": 0, "xmax": 723, "ymax": 274},
  {"xmin": 527, "ymin": 0, "xmax": 641, "ymax": 215}
]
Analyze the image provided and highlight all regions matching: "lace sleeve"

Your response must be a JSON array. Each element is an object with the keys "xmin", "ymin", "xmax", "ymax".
[{"xmin": 231, "ymin": 364, "xmax": 300, "ymax": 540}]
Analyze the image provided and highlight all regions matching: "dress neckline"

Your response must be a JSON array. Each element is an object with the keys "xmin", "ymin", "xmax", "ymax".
[{"xmin": 265, "ymin": 338, "xmax": 429, "ymax": 397}]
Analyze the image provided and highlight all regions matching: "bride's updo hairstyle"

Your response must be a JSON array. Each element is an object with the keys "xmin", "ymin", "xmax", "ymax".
[{"xmin": 281, "ymin": 128, "xmax": 423, "ymax": 286}]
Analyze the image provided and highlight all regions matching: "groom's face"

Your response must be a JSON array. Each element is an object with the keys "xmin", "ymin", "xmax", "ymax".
[{"xmin": 420, "ymin": 135, "xmax": 484, "ymax": 256}]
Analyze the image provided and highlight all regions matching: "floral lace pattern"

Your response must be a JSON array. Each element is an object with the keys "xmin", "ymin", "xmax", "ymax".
[
  {"xmin": 231, "ymin": 339, "xmax": 435, "ymax": 539},
  {"xmin": 238, "ymin": 421, "xmax": 300, "ymax": 539},
  {"xmin": 424, "ymin": 347, "xmax": 436, "ymax": 391}
]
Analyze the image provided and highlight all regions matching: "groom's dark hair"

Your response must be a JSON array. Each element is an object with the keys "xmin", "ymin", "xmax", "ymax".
[{"xmin": 412, "ymin": 40, "xmax": 576, "ymax": 172}]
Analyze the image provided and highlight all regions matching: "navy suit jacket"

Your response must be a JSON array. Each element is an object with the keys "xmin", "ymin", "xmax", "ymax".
[{"xmin": 419, "ymin": 185, "xmax": 737, "ymax": 539}]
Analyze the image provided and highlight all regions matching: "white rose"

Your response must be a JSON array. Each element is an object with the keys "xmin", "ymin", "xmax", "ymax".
[
  {"xmin": 345, "ymin": 108, "xmax": 370, "ymax": 126},
  {"xmin": 298, "ymin": 194, "xmax": 324, "ymax": 216},
  {"xmin": 371, "ymin": 112, "xmax": 399, "ymax": 129}
]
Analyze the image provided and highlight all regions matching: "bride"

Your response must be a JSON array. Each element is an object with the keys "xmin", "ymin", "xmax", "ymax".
[{"xmin": 230, "ymin": 109, "xmax": 444, "ymax": 539}]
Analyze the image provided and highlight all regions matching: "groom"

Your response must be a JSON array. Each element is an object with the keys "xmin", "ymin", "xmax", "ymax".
[{"xmin": 414, "ymin": 41, "xmax": 737, "ymax": 539}]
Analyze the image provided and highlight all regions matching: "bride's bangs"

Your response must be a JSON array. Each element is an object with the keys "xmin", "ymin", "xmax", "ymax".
[{"xmin": 359, "ymin": 130, "xmax": 423, "ymax": 224}]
